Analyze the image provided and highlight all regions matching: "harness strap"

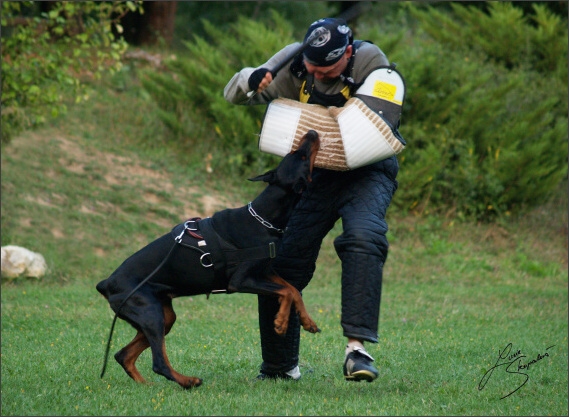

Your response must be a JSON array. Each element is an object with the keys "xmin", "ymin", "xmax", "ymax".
[
  {"xmin": 340, "ymin": 40, "xmax": 368, "ymax": 93},
  {"xmin": 194, "ymin": 218, "xmax": 279, "ymax": 292},
  {"xmin": 172, "ymin": 218, "xmax": 212, "ymax": 268},
  {"xmin": 223, "ymin": 241, "xmax": 277, "ymax": 263}
]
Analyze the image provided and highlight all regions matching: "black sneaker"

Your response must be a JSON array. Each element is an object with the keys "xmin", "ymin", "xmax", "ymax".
[
  {"xmin": 256, "ymin": 366, "xmax": 301, "ymax": 381},
  {"xmin": 343, "ymin": 347, "xmax": 378, "ymax": 382}
]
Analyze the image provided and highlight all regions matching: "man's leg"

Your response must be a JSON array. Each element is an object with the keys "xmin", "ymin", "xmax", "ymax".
[
  {"xmin": 257, "ymin": 294, "xmax": 301, "ymax": 378},
  {"xmin": 334, "ymin": 159, "xmax": 398, "ymax": 381},
  {"xmin": 257, "ymin": 170, "xmax": 339, "ymax": 379}
]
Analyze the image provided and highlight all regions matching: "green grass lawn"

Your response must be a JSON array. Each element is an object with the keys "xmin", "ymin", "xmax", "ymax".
[{"xmin": 1, "ymin": 83, "xmax": 567, "ymax": 416}]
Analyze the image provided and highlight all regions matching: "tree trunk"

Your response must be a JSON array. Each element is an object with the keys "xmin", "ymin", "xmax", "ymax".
[{"xmin": 122, "ymin": 1, "xmax": 178, "ymax": 46}]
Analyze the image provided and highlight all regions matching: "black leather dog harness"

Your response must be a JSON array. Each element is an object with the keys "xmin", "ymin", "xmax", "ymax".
[{"xmin": 171, "ymin": 217, "xmax": 278, "ymax": 293}]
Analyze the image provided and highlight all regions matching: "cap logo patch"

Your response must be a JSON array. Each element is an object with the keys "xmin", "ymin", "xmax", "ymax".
[
  {"xmin": 308, "ymin": 27, "xmax": 331, "ymax": 47},
  {"xmin": 325, "ymin": 46, "xmax": 347, "ymax": 62},
  {"xmin": 337, "ymin": 25, "xmax": 351, "ymax": 35}
]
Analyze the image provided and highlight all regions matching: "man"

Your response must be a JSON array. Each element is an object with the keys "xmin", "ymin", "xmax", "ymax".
[{"xmin": 224, "ymin": 17, "xmax": 404, "ymax": 382}]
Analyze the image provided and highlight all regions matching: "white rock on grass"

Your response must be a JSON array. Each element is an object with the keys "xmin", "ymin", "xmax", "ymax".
[{"xmin": 1, "ymin": 245, "xmax": 47, "ymax": 279}]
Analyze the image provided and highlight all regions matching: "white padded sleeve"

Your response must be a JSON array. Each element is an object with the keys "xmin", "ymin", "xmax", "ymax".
[
  {"xmin": 356, "ymin": 67, "xmax": 405, "ymax": 105},
  {"xmin": 330, "ymin": 97, "xmax": 404, "ymax": 169},
  {"xmin": 258, "ymin": 100, "xmax": 301, "ymax": 157},
  {"xmin": 259, "ymin": 96, "xmax": 405, "ymax": 170}
]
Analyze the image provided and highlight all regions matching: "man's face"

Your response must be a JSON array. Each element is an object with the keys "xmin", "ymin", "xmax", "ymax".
[{"xmin": 304, "ymin": 45, "xmax": 352, "ymax": 83}]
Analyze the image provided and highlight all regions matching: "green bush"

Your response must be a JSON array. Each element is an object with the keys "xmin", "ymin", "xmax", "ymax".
[
  {"xmin": 378, "ymin": 2, "xmax": 568, "ymax": 219},
  {"xmin": 141, "ymin": 12, "xmax": 296, "ymax": 176},
  {"xmin": 1, "ymin": 1, "xmax": 143, "ymax": 143}
]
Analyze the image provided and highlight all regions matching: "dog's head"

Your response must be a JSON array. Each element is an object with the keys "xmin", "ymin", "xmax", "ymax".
[{"xmin": 249, "ymin": 130, "xmax": 320, "ymax": 193}]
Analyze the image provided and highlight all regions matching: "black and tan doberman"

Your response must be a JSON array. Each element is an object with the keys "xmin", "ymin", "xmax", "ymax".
[{"xmin": 96, "ymin": 130, "xmax": 320, "ymax": 389}]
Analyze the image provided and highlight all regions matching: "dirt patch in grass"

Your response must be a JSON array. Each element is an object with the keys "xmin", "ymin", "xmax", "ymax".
[
  {"xmin": 2, "ymin": 130, "xmax": 246, "ymax": 258},
  {"xmin": 53, "ymin": 133, "xmax": 235, "ymax": 218}
]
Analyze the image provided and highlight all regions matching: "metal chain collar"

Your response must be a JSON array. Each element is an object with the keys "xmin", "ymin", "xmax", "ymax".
[{"xmin": 248, "ymin": 202, "xmax": 285, "ymax": 234}]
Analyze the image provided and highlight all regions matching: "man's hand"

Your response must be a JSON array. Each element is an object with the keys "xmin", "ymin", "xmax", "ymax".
[{"xmin": 248, "ymin": 68, "xmax": 274, "ymax": 93}]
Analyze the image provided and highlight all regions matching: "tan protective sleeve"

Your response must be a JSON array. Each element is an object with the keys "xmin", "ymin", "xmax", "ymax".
[
  {"xmin": 259, "ymin": 97, "xmax": 404, "ymax": 170},
  {"xmin": 258, "ymin": 98, "xmax": 349, "ymax": 170}
]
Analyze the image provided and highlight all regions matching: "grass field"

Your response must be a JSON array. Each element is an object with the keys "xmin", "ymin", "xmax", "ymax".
[{"xmin": 1, "ymin": 80, "xmax": 567, "ymax": 416}]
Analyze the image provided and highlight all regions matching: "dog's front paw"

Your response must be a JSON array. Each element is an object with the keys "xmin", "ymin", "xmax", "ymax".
[
  {"xmin": 301, "ymin": 318, "xmax": 321, "ymax": 334},
  {"xmin": 273, "ymin": 318, "xmax": 289, "ymax": 336},
  {"xmin": 308, "ymin": 325, "xmax": 321, "ymax": 333}
]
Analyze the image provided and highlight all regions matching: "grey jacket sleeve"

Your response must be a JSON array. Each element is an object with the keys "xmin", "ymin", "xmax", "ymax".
[
  {"xmin": 223, "ymin": 43, "xmax": 302, "ymax": 105},
  {"xmin": 351, "ymin": 42, "xmax": 390, "ymax": 84}
]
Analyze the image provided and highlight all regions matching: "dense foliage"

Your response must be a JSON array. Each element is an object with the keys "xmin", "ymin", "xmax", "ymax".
[
  {"xmin": 141, "ymin": 12, "xmax": 295, "ymax": 176},
  {"xmin": 388, "ymin": 2, "xmax": 568, "ymax": 219},
  {"xmin": 0, "ymin": 1, "xmax": 143, "ymax": 143},
  {"xmin": 143, "ymin": 2, "xmax": 567, "ymax": 220},
  {"xmin": 3, "ymin": 2, "xmax": 566, "ymax": 220}
]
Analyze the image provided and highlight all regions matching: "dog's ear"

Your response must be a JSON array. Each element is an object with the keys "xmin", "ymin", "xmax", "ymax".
[{"xmin": 248, "ymin": 169, "xmax": 276, "ymax": 183}]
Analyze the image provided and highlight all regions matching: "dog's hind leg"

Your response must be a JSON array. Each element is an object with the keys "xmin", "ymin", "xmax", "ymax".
[
  {"xmin": 114, "ymin": 331, "xmax": 150, "ymax": 383},
  {"xmin": 144, "ymin": 298, "xmax": 202, "ymax": 389},
  {"xmin": 113, "ymin": 302, "xmax": 180, "ymax": 384},
  {"xmin": 269, "ymin": 275, "xmax": 320, "ymax": 336},
  {"xmin": 115, "ymin": 295, "xmax": 202, "ymax": 389},
  {"xmin": 154, "ymin": 300, "xmax": 203, "ymax": 389}
]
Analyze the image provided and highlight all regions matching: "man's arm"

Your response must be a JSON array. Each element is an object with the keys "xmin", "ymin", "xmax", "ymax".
[{"xmin": 224, "ymin": 43, "xmax": 302, "ymax": 105}]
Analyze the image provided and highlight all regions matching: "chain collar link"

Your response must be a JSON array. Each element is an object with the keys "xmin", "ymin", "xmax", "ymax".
[{"xmin": 248, "ymin": 202, "xmax": 285, "ymax": 234}]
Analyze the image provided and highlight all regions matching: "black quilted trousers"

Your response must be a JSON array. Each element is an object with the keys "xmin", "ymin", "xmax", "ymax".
[{"xmin": 258, "ymin": 156, "xmax": 399, "ymax": 374}]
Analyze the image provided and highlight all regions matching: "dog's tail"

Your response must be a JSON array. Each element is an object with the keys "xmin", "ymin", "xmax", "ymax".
[{"xmin": 99, "ymin": 241, "xmax": 179, "ymax": 378}]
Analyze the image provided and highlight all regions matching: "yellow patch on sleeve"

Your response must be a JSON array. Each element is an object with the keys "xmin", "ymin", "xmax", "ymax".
[{"xmin": 372, "ymin": 81, "xmax": 402, "ymax": 105}]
